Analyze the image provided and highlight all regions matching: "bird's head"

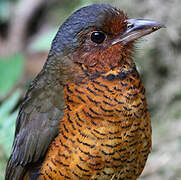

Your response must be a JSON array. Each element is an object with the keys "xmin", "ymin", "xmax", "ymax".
[{"xmin": 46, "ymin": 4, "xmax": 164, "ymax": 83}]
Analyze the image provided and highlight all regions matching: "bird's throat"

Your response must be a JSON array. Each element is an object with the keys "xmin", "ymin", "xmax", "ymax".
[{"xmin": 63, "ymin": 67, "xmax": 148, "ymax": 130}]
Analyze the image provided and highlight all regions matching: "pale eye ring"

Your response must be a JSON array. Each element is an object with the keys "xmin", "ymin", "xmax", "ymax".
[{"xmin": 90, "ymin": 31, "xmax": 106, "ymax": 44}]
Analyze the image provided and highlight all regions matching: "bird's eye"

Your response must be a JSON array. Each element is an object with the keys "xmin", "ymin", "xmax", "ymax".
[{"xmin": 90, "ymin": 31, "xmax": 106, "ymax": 44}]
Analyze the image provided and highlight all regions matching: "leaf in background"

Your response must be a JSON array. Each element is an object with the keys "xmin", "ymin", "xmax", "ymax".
[
  {"xmin": 0, "ymin": 54, "xmax": 24, "ymax": 98},
  {"xmin": 0, "ymin": 89, "xmax": 22, "ymax": 180},
  {"xmin": 0, "ymin": 89, "xmax": 22, "ymax": 155},
  {"xmin": 74, "ymin": 0, "xmax": 93, "ymax": 10},
  {"xmin": 29, "ymin": 29, "xmax": 57, "ymax": 52},
  {"xmin": 0, "ymin": 0, "xmax": 10, "ymax": 22}
]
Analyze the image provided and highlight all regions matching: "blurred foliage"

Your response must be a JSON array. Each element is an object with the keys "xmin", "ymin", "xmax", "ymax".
[
  {"xmin": 0, "ymin": 54, "xmax": 24, "ymax": 98},
  {"xmin": 0, "ymin": 0, "xmax": 18, "ymax": 22},
  {"xmin": 0, "ymin": 89, "xmax": 22, "ymax": 180},
  {"xmin": 29, "ymin": 29, "xmax": 57, "ymax": 52},
  {"xmin": 0, "ymin": 0, "xmax": 10, "ymax": 22}
]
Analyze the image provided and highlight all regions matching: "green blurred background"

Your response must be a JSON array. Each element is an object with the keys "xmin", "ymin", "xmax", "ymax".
[{"xmin": 0, "ymin": 0, "xmax": 180, "ymax": 179}]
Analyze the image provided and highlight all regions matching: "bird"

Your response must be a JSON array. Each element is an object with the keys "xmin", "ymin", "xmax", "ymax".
[{"xmin": 5, "ymin": 4, "xmax": 164, "ymax": 180}]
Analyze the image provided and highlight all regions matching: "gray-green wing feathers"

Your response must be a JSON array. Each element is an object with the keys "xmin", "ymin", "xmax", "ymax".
[{"xmin": 5, "ymin": 71, "xmax": 65, "ymax": 180}]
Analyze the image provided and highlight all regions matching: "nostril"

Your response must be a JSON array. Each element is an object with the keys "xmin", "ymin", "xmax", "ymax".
[
  {"xmin": 127, "ymin": 23, "xmax": 134, "ymax": 29},
  {"xmin": 152, "ymin": 26, "xmax": 159, "ymax": 31}
]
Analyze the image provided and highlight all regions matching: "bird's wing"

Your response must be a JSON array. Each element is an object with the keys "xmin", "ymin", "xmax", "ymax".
[{"xmin": 5, "ymin": 71, "xmax": 65, "ymax": 180}]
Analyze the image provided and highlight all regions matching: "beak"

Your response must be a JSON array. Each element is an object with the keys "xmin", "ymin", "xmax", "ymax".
[{"xmin": 113, "ymin": 19, "xmax": 165, "ymax": 45}]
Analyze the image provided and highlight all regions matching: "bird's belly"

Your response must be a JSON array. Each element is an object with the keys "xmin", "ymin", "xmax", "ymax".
[{"xmin": 39, "ymin": 115, "xmax": 151, "ymax": 180}]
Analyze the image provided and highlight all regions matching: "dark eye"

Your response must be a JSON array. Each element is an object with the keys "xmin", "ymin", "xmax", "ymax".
[{"xmin": 90, "ymin": 31, "xmax": 106, "ymax": 44}]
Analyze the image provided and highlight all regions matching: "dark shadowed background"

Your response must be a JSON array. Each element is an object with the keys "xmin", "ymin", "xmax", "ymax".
[{"xmin": 0, "ymin": 0, "xmax": 180, "ymax": 179}]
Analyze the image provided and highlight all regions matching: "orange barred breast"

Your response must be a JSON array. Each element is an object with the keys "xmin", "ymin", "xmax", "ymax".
[{"xmin": 39, "ymin": 69, "xmax": 151, "ymax": 180}]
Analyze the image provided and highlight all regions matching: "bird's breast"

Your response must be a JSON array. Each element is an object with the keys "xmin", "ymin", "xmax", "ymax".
[{"xmin": 40, "ymin": 69, "xmax": 151, "ymax": 179}]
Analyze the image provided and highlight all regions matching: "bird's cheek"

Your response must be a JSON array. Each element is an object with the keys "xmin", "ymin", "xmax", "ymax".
[
  {"xmin": 68, "ymin": 51, "xmax": 84, "ymax": 64},
  {"xmin": 84, "ymin": 54, "xmax": 98, "ymax": 67},
  {"xmin": 70, "ymin": 50, "xmax": 99, "ymax": 67}
]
